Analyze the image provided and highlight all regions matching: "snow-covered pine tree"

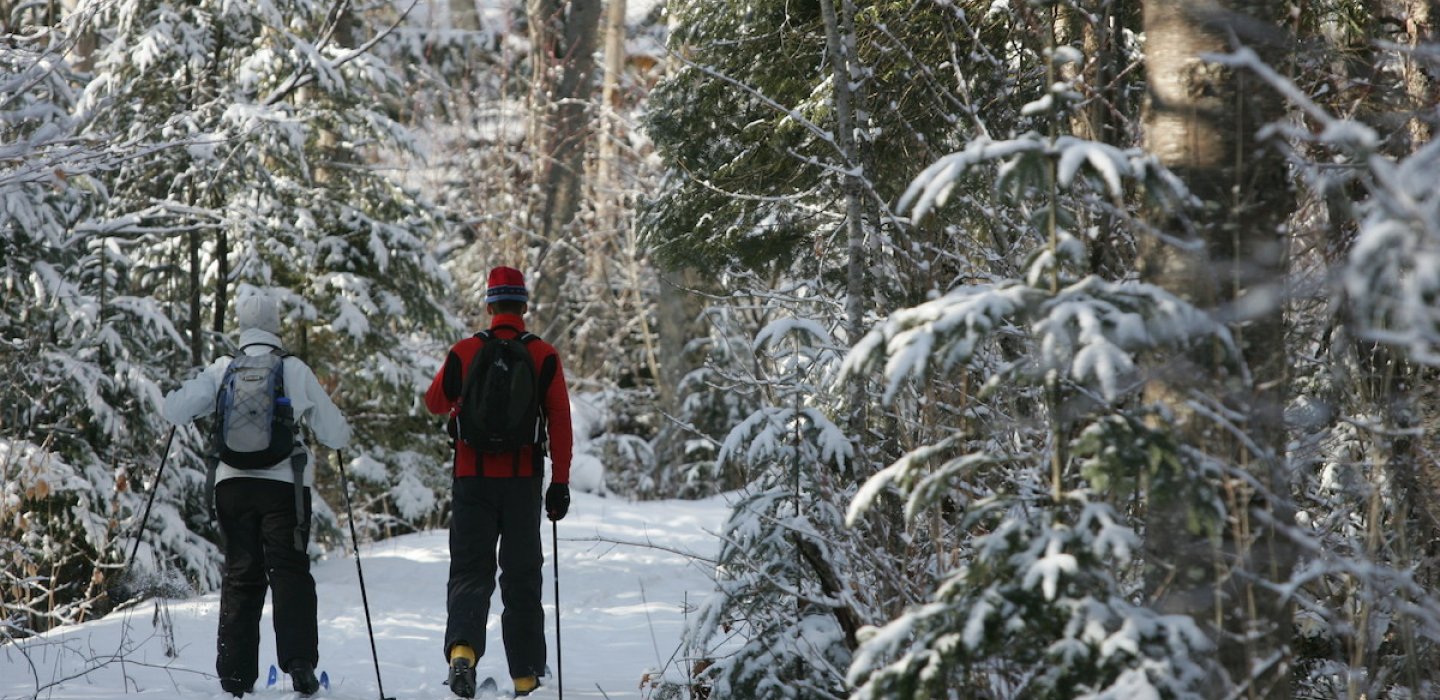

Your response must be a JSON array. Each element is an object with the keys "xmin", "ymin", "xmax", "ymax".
[
  {"xmin": 836, "ymin": 4, "xmax": 1255, "ymax": 694},
  {"xmin": 1, "ymin": 9, "xmax": 215, "ymax": 635},
  {"xmin": 667, "ymin": 309, "xmax": 858, "ymax": 698},
  {"xmin": 643, "ymin": 2, "xmax": 1177, "ymax": 696},
  {"xmin": 66, "ymin": 0, "xmax": 455, "ymax": 565},
  {"xmin": 842, "ymin": 2, "xmax": 1440, "ymax": 697},
  {"xmin": 842, "ymin": 124, "xmax": 1222, "ymax": 696},
  {"xmin": 642, "ymin": 0, "xmax": 1092, "ymax": 694}
]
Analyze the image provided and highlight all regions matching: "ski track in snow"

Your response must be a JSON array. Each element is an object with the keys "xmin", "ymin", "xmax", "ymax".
[{"xmin": 1, "ymin": 492, "xmax": 728, "ymax": 700}]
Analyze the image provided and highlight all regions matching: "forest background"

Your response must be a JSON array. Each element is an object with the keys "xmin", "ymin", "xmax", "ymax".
[{"xmin": 4, "ymin": 0, "xmax": 1440, "ymax": 698}]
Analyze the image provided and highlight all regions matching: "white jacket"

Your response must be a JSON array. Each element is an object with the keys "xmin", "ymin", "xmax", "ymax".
[{"xmin": 162, "ymin": 328, "xmax": 352, "ymax": 487}]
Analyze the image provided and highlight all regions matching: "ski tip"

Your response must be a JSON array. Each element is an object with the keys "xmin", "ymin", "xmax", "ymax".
[
  {"xmin": 320, "ymin": 670, "xmax": 329, "ymax": 689},
  {"xmin": 267, "ymin": 664, "xmax": 279, "ymax": 687},
  {"xmin": 475, "ymin": 675, "xmax": 500, "ymax": 699}
]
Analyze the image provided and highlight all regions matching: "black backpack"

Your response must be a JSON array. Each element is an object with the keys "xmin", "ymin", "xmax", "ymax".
[
  {"xmin": 457, "ymin": 330, "xmax": 545, "ymax": 454},
  {"xmin": 213, "ymin": 349, "xmax": 298, "ymax": 469}
]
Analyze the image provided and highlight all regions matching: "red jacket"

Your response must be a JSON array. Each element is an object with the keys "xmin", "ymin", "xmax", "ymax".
[{"xmin": 425, "ymin": 314, "xmax": 572, "ymax": 482}]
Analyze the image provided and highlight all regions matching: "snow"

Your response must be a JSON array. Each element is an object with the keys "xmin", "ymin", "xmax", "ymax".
[
  {"xmin": 0, "ymin": 491, "xmax": 729, "ymax": 700},
  {"xmin": 1055, "ymin": 138, "xmax": 1128, "ymax": 197},
  {"xmin": 567, "ymin": 453, "xmax": 606, "ymax": 495},
  {"xmin": 1022, "ymin": 534, "xmax": 1078, "ymax": 602}
]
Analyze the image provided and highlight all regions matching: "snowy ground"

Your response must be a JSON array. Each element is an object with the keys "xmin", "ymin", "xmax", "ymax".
[{"xmin": 1, "ymin": 491, "xmax": 728, "ymax": 700}]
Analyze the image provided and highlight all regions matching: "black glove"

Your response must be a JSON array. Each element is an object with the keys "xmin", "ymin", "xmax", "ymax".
[{"xmin": 545, "ymin": 482, "xmax": 570, "ymax": 521}]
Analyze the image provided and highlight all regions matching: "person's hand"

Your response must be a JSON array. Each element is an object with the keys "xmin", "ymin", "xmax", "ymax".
[{"xmin": 545, "ymin": 483, "xmax": 570, "ymax": 521}]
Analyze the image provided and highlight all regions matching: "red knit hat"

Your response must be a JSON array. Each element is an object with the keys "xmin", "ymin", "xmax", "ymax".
[{"xmin": 485, "ymin": 266, "xmax": 529, "ymax": 304}]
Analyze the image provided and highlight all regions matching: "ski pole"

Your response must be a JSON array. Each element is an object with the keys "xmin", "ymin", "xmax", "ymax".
[
  {"xmin": 336, "ymin": 450, "xmax": 396, "ymax": 700},
  {"xmin": 115, "ymin": 426, "xmax": 177, "ymax": 596},
  {"xmin": 553, "ymin": 518, "xmax": 563, "ymax": 700}
]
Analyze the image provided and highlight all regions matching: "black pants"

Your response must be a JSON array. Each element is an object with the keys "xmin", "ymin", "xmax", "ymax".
[
  {"xmin": 445, "ymin": 476, "xmax": 546, "ymax": 679},
  {"xmin": 215, "ymin": 477, "xmax": 317, "ymax": 689}
]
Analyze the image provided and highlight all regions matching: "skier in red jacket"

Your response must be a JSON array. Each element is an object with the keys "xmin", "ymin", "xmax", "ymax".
[{"xmin": 425, "ymin": 266, "xmax": 572, "ymax": 698}]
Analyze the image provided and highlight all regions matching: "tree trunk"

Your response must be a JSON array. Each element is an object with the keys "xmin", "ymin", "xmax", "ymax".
[
  {"xmin": 1401, "ymin": 0, "xmax": 1436, "ymax": 149},
  {"xmin": 1140, "ymin": 1, "xmax": 1293, "ymax": 696},
  {"xmin": 820, "ymin": 0, "xmax": 873, "ymax": 477},
  {"xmin": 819, "ymin": 0, "xmax": 866, "ymax": 344},
  {"xmin": 451, "ymin": 0, "xmax": 481, "ymax": 32},
  {"xmin": 527, "ymin": 0, "xmax": 603, "ymax": 341},
  {"xmin": 576, "ymin": 0, "xmax": 630, "ymax": 380},
  {"xmin": 212, "ymin": 228, "xmax": 228, "ymax": 343},
  {"xmin": 595, "ymin": 0, "xmax": 626, "ymax": 233},
  {"xmin": 1061, "ymin": 1, "xmax": 1142, "ymax": 280},
  {"xmin": 651, "ymin": 266, "xmax": 722, "ymax": 492},
  {"xmin": 59, "ymin": 0, "xmax": 98, "ymax": 71},
  {"xmin": 189, "ymin": 231, "xmax": 204, "ymax": 366}
]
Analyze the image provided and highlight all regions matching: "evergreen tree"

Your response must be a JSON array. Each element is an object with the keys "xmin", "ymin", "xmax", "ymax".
[
  {"xmin": 0, "ymin": 0, "xmax": 463, "ymax": 630},
  {"xmin": 678, "ymin": 311, "xmax": 859, "ymax": 697},
  {"xmin": 644, "ymin": 1, "xmax": 1159, "ymax": 695},
  {"xmin": 843, "ymin": 122, "xmax": 1217, "ymax": 697},
  {"xmin": 73, "ymin": 0, "xmax": 458, "ymax": 542},
  {"xmin": 1, "ymin": 12, "xmax": 214, "ymax": 633}
]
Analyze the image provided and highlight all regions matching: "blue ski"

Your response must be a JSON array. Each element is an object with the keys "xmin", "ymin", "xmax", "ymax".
[{"xmin": 266, "ymin": 664, "xmax": 330, "ymax": 691}]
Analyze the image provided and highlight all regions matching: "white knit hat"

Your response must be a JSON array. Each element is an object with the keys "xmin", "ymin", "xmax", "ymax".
[{"xmin": 236, "ymin": 293, "xmax": 281, "ymax": 335}]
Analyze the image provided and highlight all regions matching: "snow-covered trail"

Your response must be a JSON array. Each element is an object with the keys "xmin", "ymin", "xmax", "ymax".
[{"xmin": 1, "ymin": 491, "xmax": 728, "ymax": 700}]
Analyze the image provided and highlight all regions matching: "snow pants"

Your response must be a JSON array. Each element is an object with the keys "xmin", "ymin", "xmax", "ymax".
[
  {"xmin": 445, "ymin": 475, "xmax": 546, "ymax": 680},
  {"xmin": 214, "ymin": 477, "xmax": 317, "ymax": 690}
]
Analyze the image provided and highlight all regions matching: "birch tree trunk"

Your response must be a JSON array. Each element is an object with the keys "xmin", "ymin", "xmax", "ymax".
[
  {"xmin": 595, "ymin": 0, "xmax": 626, "ymax": 233},
  {"xmin": 1140, "ymin": 1, "xmax": 1294, "ymax": 696}
]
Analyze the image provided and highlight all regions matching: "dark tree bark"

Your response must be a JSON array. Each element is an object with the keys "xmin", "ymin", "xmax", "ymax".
[
  {"xmin": 526, "ymin": 0, "xmax": 603, "ymax": 341},
  {"xmin": 190, "ymin": 231, "xmax": 204, "ymax": 366}
]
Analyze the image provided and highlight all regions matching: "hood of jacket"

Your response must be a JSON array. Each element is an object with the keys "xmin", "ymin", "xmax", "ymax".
[{"xmin": 239, "ymin": 328, "xmax": 285, "ymax": 353}]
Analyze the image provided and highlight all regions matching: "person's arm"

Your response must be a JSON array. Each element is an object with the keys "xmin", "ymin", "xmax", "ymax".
[
  {"xmin": 424, "ymin": 348, "xmax": 464, "ymax": 415},
  {"xmin": 541, "ymin": 351, "xmax": 573, "ymax": 485},
  {"xmin": 161, "ymin": 359, "xmax": 226, "ymax": 426},
  {"xmin": 298, "ymin": 362, "xmax": 351, "ymax": 450}
]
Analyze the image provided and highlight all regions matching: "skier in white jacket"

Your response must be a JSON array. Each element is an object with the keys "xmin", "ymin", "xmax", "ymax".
[{"xmin": 163, "ymin": 292, "xmax": 350, "ymax": 698}]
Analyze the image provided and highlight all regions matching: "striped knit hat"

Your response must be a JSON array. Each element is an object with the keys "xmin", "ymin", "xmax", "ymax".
[{"xmin": 485, "ymin": 266, "xmax": 529, "ymax": 304}]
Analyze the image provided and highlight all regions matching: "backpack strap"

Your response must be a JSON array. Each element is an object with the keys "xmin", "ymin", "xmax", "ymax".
[
  {"xmin": 268, "ymin": 349, "xmax": 307, "ymax": 552},
  {"xmin": 270, "ymin": 349, "xmax": 297, "ymax": 438},
  {"xmin": 205, "ymin": 453, "xmax": 221, "ymax": 544},
  {"xmin": 458, "ymin": 330, "xmax": 493, "ymax": 411},
  {"xmin": 290, "ymin": 449, "xmax": 307, "ymax": 551},
  {"xmin": 207, "ymin": 354, "xmax": 235, "ymax": 527}
]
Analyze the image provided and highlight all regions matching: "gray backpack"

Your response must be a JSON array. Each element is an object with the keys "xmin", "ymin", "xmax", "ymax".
[{"xmin": 214, "ymin": 350, "xmax": 297, "ymax": 469}]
